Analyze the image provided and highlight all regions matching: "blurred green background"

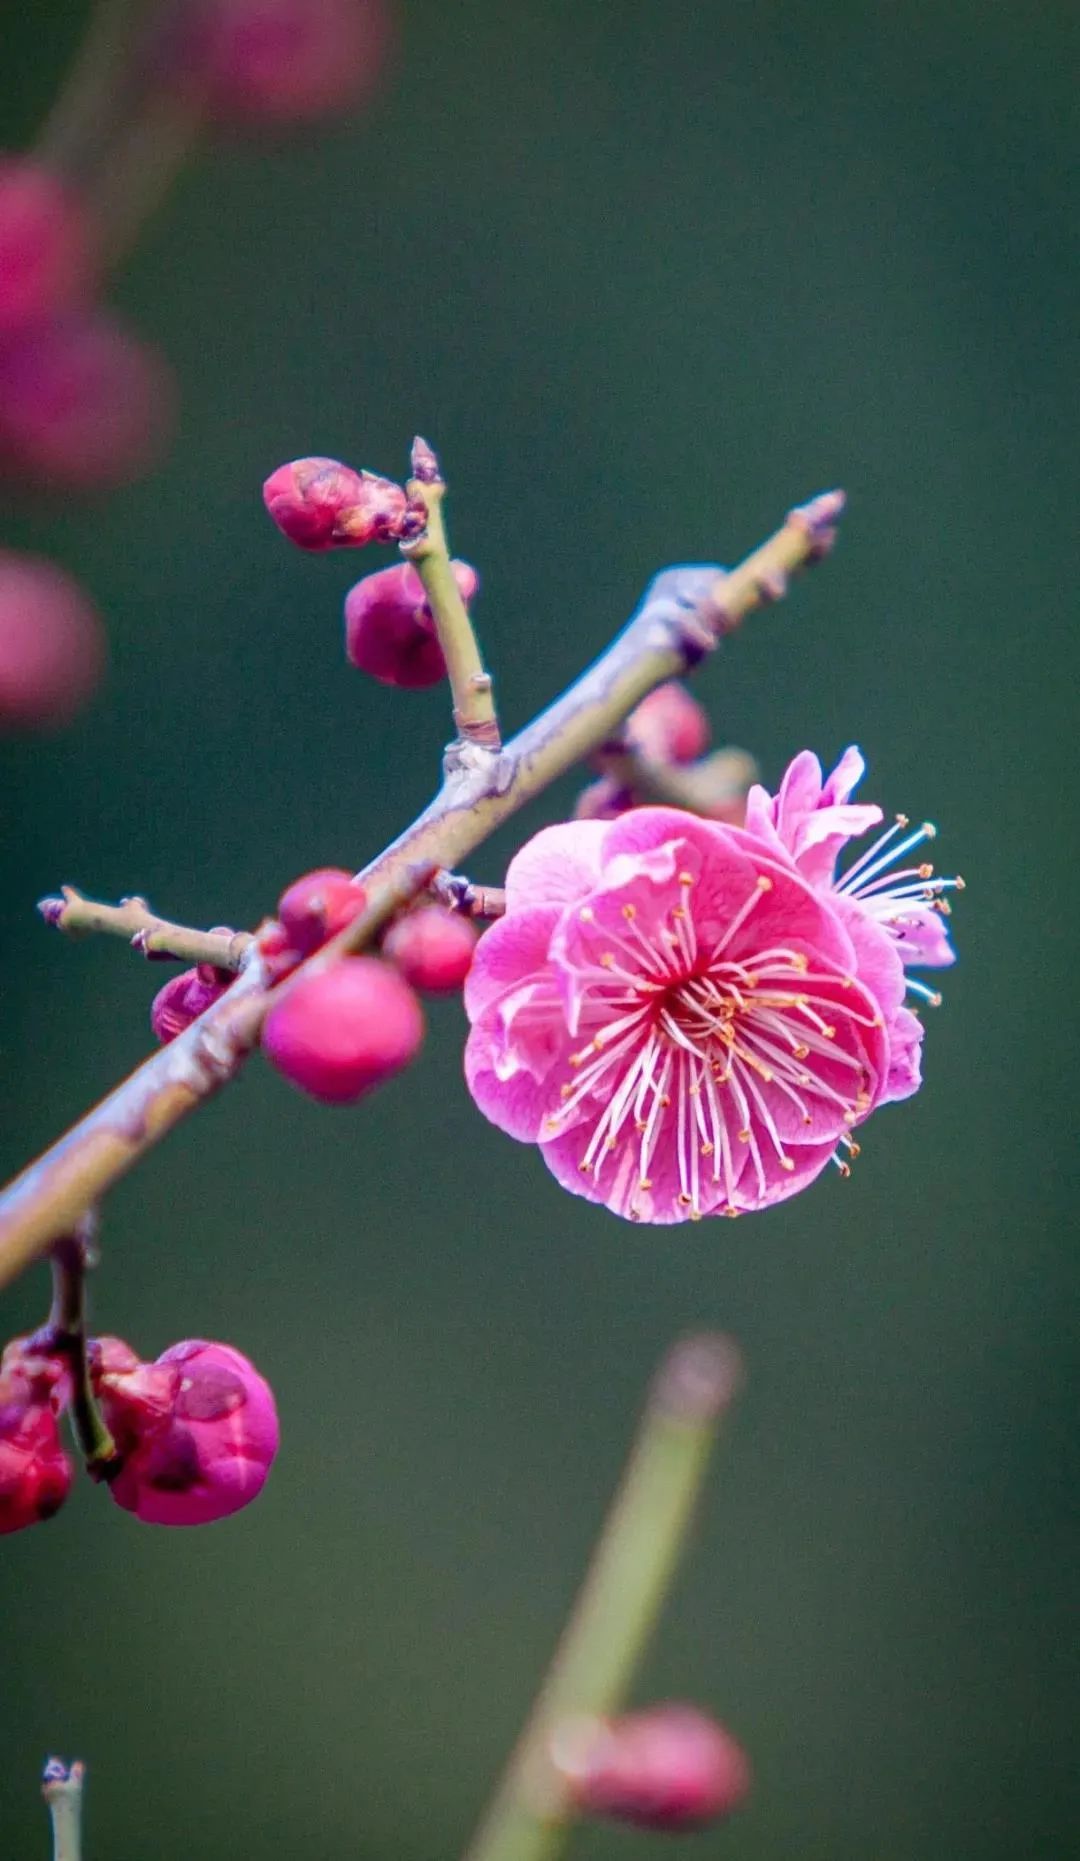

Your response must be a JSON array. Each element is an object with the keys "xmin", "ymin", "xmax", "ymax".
[{"xmin": 2, "ymin": 1, "xmax": 1077, "ymax": 1855}]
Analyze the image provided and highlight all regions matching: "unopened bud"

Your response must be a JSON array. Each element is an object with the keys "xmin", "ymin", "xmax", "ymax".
[
  {"xmin": 551, "ymin": 1705, "xmax": 751, "ymax": 1831},
  {"xmin": 0, "ymin": 313, "xmax": 173, "ymax": 492},
  {"xmin": 263, "ymin": 456, "xmax": 421, "ymax": 551},
  {"xmin": 573, "ymin": 777, "xmax": 632, "ymax": 821},
  {"xmin": 0, "ymin": 159, "xmax": 95, "ymax": 339},
  {"xmin": 150, "ymin": 966, "xmax": 231, "ymax": 1043},
  {"xmin": 627, "ymin": 682, "xmax": 710, "ymax": 765},
  {"xmin": 95, "ymin": 1338, "xmax": 279, "ymax": 1526},
  {"xmin": 344, "ymin": 558, "xmax": 478, "ymax": 688},
  {"xmin": 383, "ymin": 905, "xmax": 477, "ymax": 993},
  {"xmin": 0, "ymin": 552, "xmax": 104, "ymax": 729},
  {"xmin": 0, "ymin": 1379, "xmax": 72, "ymax": 1534},
  {"xmin": 276, "ymin": 868, "xmax": 365, "ymax": 956},
  {"xmin": 262, "ymin": 956, "xmax": 423, "ymax": 1102},
  {"xmin": 170, "ymin": 0, "xmax": 391, "ymax": 127}
]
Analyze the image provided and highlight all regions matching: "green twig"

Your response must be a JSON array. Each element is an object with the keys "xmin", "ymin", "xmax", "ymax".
[{"xmin": 463, "ymin": 1334, "xmax": 743, "ymax": 1861}]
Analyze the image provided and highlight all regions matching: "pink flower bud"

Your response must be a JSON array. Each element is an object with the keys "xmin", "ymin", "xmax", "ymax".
[
  {"xmin": 263, "ymin": 455, "xmax": 420, "ymax": 551},
  {"xmin": 383, "ymin": 905, "xmax": 477, "ymax": 993},
  {"xmin": 0, "ymin": 312, "xmax": 173, "ymax": 492},
  {"xmin": 573, "ymin": 776, "xmax": 632, "ymax": 821},
  {"xmin": 96, "ymin": 1338, "xmax": 279, "ymax": 1527},
  {"xmin": 0, "ymin": 552, "xmax": 104, "ymax": 729},
  {"xmin": 0, "ymin": 159, "xmax": 95, "ymax": 339},
  {"xmin": 150, "ymin": 966, "xmax": 230, "ymax": 1043},
  {"xmin": 552, "ymin": 1705, "xmax": 751, "ymax": 1831},
  {"xmin": 262, "ymin": 956, "xmax": 423, "ymax": 1103},
  {"xmin": 0, "ymin": 1383, "xmax": 72, "ymax": 1534},
  {"xmin": 627, "ymin": 682, "xmax": 710, "ymax": 765},
  {"xmin": 344, "ymin": 559, "xmax": 478, "ymax": 689},
  {"xmin": 277, "ymin": 868, "xmax": 366, "ymax": 956},
  {"xmin": 0, "ymin": 1334, "xmax": 72, "ymax": 1412},
  {"xmin": 173, "ymin": 0, "xmax": 391, "ymax": 126}
]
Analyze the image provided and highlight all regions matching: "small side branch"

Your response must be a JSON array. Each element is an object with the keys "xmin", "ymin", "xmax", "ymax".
[
  {"xmin": 37, "ymin": 1218, "xmax": 117, "ymax": 1476},
  {"xmin": 462, "ymin": 1335, "xmax": 743, "ymax": 1861},
  {"xmin": 42, "ymin": 1759, "xmax": 86, "ymax": 1861},
  {"xmin": 38, "ymin": 887, "xmax": 253, "ymax": 971},
  {"xmin": 403, "ymin": 437, "xmax": 501, "ymax": 755}
]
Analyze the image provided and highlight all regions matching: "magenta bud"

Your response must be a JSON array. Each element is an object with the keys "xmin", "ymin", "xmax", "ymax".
[
  {"xmin": 627, "ymin": 682, "xmax": 710, "ymax": 765},
  {"xmin": 150, "ymin": 966, "xmax": 230, "ymax": 1043},
  {"xmin": 277, "ymin": 868, "xmax": 366, "ymax": 956},
  {"xmin": 172, "ymin": 0, "xmax": 391, "ymax": 127},
  {"xmin": 0, "ymin": 551, "xmax": 105, "ymax": 730},
  {"xmin": 96, "ymin": 1339, "xmax": 279, "ymax": 1527},
  {"xmin": 262, "ymin": 956, "xmax": 424, "ymax": 1103},
  {"xmin": 0, "ymin": 159, "xmax": 95, "ymax": 339},
  {"xmin": 572, "ymin": 776, "xmax": 633, "ymax": 821},
  {"xmin": 552, "ymin": 1705, "xmax": 751, "ymax": 1831},
  {"xmin": 263, "ymin": 455, "xmax": 417, "ymax": 551},
  {"xmin": 0, "ymin": 312, "xmax": 173, "ymax": 492},
  {"xmin": 0, "ymin": 1375, "xmax": 72, "ymax": 1534},
  {"xmin": 344, "ymin": 558, "xmax": 478, "ymax": 689},
  {"xmin": 383, "ymin": 905, "xmax": 477, "ymax": 993}
]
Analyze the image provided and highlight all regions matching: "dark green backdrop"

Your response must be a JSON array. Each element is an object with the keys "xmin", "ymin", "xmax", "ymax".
[{"xmin": 2, "ymin": 3, "xmax": 1076, "ymax": 1856}]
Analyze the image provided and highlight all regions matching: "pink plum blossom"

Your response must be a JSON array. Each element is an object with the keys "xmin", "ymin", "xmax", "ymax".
[
  {"xmin": 465, "ymin": 801, "xmax": 921, "ymax": 1225},
  {"xmin": 744, "ymin": 747, "xmax": 961, "ymax": 980}
]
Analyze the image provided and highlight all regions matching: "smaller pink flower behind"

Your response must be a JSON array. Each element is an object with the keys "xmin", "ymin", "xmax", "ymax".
[
  {"xmin": 94, "ymin": 1338, "xmax": 279, "ymax": 1526},
  {"xmin": 465, "ymin": 769, "xmax": 954, "ymax": 1224},
  {"xmin": 553, "ymin": 1704, "xmax": 751, "ymax": 1831}
]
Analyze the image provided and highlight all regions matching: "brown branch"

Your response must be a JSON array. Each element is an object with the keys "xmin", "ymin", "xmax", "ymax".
[
  {"xmin": 37, "ymin": 887, "xmax": 253, "ymax": 971},
  {"xmin": 0, "ymin": 490, "xmax": 843, "ymax": 1295}
]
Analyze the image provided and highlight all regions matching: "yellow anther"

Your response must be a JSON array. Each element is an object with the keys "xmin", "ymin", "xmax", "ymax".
[
  {"xmin": 922, "ymin": 822, "xmax": 937, "ymax": 838},
  {"xmin": 599, "ymin": 952, "xmax": 616, "ymax": 968},
  {"xmin": 639, "ymin": 1177, "xmax": 653, "ymax": 1190},
  {"xmin": 677, "ymin": 1192, "xmax": 693, "ymax": 1206},
  {"xmin": 737, "ymin": 1128, "xmax": 751, "ymax": 1143},
  {"xmin": 780, "ymin": 1156, "xmax": 795, "ymax": 1172},
  {"xmin": 700, "ymin": 1141, "xmax": 714, "ymax": 1157},
  {"xmin": 622, "ymin": 903, "xmax": 637, "ymax": 920},
  {"xmin": 918, "ymin": 862, "xmax": 934, "ymax": 879},
  {"xmin": 677, "ymin": 871, "xmax": 694, "ymax": 886},
  {"xmin": 757, "ymin": 875, "xmax": 773, "ymax": 891},
  {"xmin": 580, "ymin": 906, "xmax": 594, "ymax": 921},
  {"xmin": 793, "ymin": 1043, "xmax": 810, "ymax": 1059},
  {"xmin": 689, "ymin": 1207, "xmax": 703, "ymax": 1222}
]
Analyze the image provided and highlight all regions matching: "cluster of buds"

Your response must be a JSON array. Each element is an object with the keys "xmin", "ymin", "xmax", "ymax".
[
  {"xmin": 264, "ymin": 445, "xmax": 485, "ymax": 694},
  {"xmin": 576, "ymin": 680, "xmax": 756, "ymax": 825},
  {"xmin": 1, "ymin": 5, "xmax": 393, "ymax": 732},
  {"xmin": 0, "ymin": 1328, "xmax": 277, "ymax": 1534},
  {"xmin": 252, "ymin": 869, "xmax": 477, "ymax": 1103}
]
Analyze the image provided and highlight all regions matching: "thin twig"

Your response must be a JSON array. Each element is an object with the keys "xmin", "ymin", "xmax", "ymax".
[
  {"xmin": 403, "ymin": 438, "xmax": 501, "ymax": 754},
  {"xmin": 462, "ymin": 1335, "xmax": 743, "ymax": 1861},
  {"xmin": 0, "ymin": 492, "xmax": 843, "ymax": 1293},
  {"xmin": 42, "ymin": 1759, "xmax": 86, "ymax": 1861},
  {"xmin": 38, "ymin": 887, "xmax": 252, "ymax": 971},
  {"xmin": 37, "ymin": 1218, "xmax": 117, "ymax": 1476}
]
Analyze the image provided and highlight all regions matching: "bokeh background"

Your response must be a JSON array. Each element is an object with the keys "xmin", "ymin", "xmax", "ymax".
[{"xmin": 2, "ymin": 1, "xmax": 1077, "ymax": 1856}]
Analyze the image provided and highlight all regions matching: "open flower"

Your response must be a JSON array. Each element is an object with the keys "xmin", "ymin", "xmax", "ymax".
[
  {"xmin": 465, "ymin": 794, "xmax": 929, "ymax": 1225},
  {"xmin": 744, "ymin": 747, "xmax": 962, "ymax": 982}
]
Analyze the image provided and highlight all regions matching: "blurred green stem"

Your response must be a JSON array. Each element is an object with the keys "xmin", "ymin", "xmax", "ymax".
[
  {"xmin": 404, "ymin": 450, "xmax": 501, "ymax": 753},
  {"xmin": 463, "ymin": 1335, "xmax": 742, "ymax": 1861},
  {"xmin": 42, "ymin": 1760, "xmax": 85, "ymax": 1861}
]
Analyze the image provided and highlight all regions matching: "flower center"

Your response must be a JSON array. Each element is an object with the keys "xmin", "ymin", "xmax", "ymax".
[{"xmin": 544, "ymin": 870, "xmax": 877, "ymax": 1220}]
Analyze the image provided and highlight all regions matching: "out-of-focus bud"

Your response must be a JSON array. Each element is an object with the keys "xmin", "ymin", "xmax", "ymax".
[
  {"xmin": 0, "ymin": 1381, "xmax": 72, "ymax": 1534},
  {"xmin": 573, "ymin": 777, "xmax": 632, "ymax": 822},
  {"xmin": 171, "ymin": 0, "xmax": 390, "ymax": 127},
  {"xmin": 262, "ymin": 956, "xmax": 423, "ymax": 1102},
  {"xmin": 383, "ymin": 905, "xmax": 477, "ymax": 993},
  {"xmin": 551, "ymin": 1704, "xmax": 751, "ymax": 1832},
  {"xmin": 0, "ymin": 159, "xmax": 95, "ymax": 339},
  {"xmin": 0, "ymin": 312, "xmax": 173, "ymax": 492},
  {"xmin": 0, "ymin": 552, "xmax": 104, "ymax": 730},
  {"xmin": 277, "ymin": 868, "xmax": 366, "ymax": 956},
  {"xmin": 263, "ymin": 455, "xmax": 422, "ymax": 551},
  {"xmin": 344, "ymin": 558, "xmax": 477, "ymax": 688},
  {"xmin": 150, "ymin": 966, "xmax": 231, "ymax": 1043},
  {"xmin": 95, "ymin": 1338, "xmax": 279, "ymax": 1526},
  {"xmin": 626, "ymin": 682, "xmax": 710, "ymax": 765}
]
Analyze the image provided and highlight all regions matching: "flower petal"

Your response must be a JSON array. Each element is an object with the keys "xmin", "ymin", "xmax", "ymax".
[
  {"xmin": 464, "ymin": 905, "xmax": 561, "ymax": 1021},
  {"xmin": 503, "ymin": 820, "xmax": 607, "ymax": 914}
]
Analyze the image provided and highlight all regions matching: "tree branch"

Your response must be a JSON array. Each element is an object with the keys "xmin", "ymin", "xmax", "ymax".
[
  {"xmin": 37, "ymin": 886, "xmax": 253, "ymax": 971},
  {"xmin": 0, "ymin": 490, "xmax": 843, "ymax": 1295}
]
